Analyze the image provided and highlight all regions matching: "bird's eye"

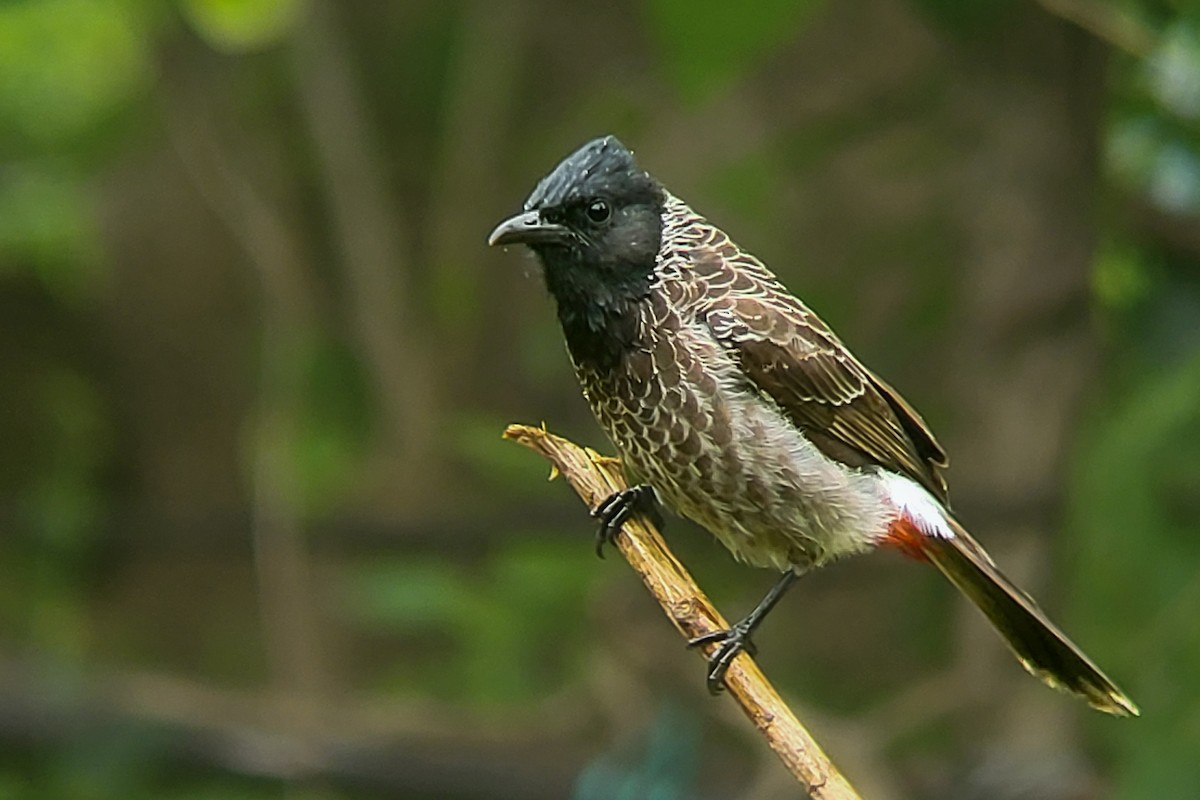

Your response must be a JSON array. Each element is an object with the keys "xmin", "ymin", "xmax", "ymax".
[{"xmin": 585, "ymin": 199, "xmax": 611, "ymax": 224}]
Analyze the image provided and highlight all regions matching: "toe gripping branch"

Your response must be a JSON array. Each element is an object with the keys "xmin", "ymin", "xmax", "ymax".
[
  {"xmin": 688, "ymin": 570, "xmax": 800, "ymax": 694},
  {"xmin": 591, "ymin": 484, "xmax": 801, "ymax": 695},
  {"xmin": 688, "ymin": 619, "xmax": 760, "ymax": 695},
  {"xmin": 590, "ymin": 484, "xmax": 661, "ymax": 558},
  {"xmin": 502, "ymin": 424, "xmax": 864, "ymax": 798}
]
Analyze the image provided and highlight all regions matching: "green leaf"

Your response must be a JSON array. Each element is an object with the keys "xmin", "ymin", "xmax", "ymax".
[
  {"xmin": 0, "ymin": 163, "xmax": 103, "ymax": 302},
  {"xmin": 0, "ymin": 0, "xmax": 151, "ymax": 142},
  {"xmin": 1092, "ymin": 238, "xmax": 1155, "ymax": 310},
  {"xmin": 180, "ymin": 0, "xmax": 301, "ymax": 52},
  {"xmin": 1148, "ymin": 21, "xmax": 1200, "ymax": 121}
]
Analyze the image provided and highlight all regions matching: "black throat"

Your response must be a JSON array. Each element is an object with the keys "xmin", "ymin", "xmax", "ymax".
[{"xmin": 540, "ymin": 252, "xmax": 656, "ymax": 373}]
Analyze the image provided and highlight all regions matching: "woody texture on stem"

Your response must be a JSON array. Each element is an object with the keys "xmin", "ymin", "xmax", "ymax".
[{"xmin": 503, "ymin": 423, "xmax": 863, "ymax": 800}]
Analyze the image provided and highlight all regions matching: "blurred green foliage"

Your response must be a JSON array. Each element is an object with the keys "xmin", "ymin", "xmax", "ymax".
[
  {"xmin": 289, "ymin": 337, "xmax": 374, "ymax": 515},
  {"xmin": 338, "ymin": 539, "xmax": 602, "ymax": 705},
  {"xmin": 1071, "ymin": 353, "xmax": 1200, "ymax": 797},
  {"xmin": 0, "ymin": 0, "xmax": 151, "ymax": 143},
  {"xmin": 0, "ymin": 1, "xmax": 1198, "ymax": 798},
  {"xmin": 645, "ymin": 0, "xmax": 825, "ymax": 103},
  {"xmin": 0, "ymin": 165, "xmax": 103, "ymax": 301},
  {"xmin": 181, "ymin": 0, "xmax": 301, "ymax": 52}
]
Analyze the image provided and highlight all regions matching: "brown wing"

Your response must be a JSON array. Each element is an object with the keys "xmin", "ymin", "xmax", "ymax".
[{"xmin": 700, "ymin": 269, "xmax": 950, "ymax": 503}]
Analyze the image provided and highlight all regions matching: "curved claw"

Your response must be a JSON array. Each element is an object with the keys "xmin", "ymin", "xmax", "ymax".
[
  {"xmin": 684, "ymin": 572, "xmax": 798, "ymax": 694},
  {"xmin": 687, "ymin": 623, "xmax": 758, "ymax": 694},
  {"xmin": 590, "ymin": 484, "xmax": 658, "ymax": 558}
]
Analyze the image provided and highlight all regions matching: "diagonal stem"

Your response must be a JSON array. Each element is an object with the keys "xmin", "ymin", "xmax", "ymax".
[{"xmin": 503, "ymin": 423, "xmax": 863, "ymax": 800}]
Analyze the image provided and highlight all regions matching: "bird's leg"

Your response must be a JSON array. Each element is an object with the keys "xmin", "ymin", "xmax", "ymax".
[
  {"xmin": 688, "ymin": 570, "xmax": 800, "ymax": 694},
  {"xmin": 590, "ymin": 484, "xmax": 661, "ymax": 558}
]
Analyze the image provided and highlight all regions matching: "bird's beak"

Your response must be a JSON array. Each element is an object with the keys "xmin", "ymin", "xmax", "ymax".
[{"xmin": 488, "ymin": 210, "xmax": 571, "ymax": 247}]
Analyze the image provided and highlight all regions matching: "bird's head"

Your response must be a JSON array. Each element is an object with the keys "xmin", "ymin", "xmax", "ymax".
[{"xmin": 489, "ymin": 136, "xmax": 665, "ymax": 306}]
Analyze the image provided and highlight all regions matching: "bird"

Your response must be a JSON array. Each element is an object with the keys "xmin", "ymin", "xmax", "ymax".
[{"xmin": 488, "ymin": 134, "xmax": 1138, "ymax": 716}]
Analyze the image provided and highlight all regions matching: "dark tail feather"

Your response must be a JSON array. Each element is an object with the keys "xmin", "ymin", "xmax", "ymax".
[{"xmin": 920, "ymin": 519, "xmax": 1138, "ymax": 717}]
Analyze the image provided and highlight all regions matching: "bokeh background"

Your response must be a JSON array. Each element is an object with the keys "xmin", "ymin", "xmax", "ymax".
[{"xmin": 2, "ymin": 1, "xmax": 1199, "ymax": 798}]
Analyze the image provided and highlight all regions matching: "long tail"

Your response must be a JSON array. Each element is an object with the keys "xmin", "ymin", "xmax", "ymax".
[{"xmin": 892, "ymin": 515, "xmax": 1139, "ymax": 716}]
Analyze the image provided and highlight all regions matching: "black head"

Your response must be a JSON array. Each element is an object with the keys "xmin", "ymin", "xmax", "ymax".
[{"xmin": 488, "ymin": 136, "xmax": 665, "ymax": 320}]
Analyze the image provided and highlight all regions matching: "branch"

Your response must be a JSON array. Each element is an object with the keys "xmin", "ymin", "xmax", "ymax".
[{"xmin": 503, "ymin": 424, "xmax": 863, "ymax": 800}]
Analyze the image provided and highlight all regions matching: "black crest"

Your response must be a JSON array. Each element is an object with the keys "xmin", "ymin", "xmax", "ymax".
[{"xmin": 524, "ymin": 135, "xmax": 660, "ymax": 213}]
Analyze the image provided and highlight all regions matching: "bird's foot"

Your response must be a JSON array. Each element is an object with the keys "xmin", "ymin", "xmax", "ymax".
[
  {"xmin": 688, "ymin": 621, "xmax": 758, "ymax": 694},
  {"xmin": 590, "ymin": 484, "xmax": 660, "ymax": 558}
]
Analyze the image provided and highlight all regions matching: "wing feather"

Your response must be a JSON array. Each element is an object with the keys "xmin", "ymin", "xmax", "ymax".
[{"xmin": 692, "ymin": 252, "xmax": 949, "ymax": 502}]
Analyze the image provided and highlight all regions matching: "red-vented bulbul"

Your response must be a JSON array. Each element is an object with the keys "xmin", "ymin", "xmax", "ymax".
[{"xmin": 489, "ymin": 135, "xmax": 1137, "ymax": 716}]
